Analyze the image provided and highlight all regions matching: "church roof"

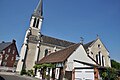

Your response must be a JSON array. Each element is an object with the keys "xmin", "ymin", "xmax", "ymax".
[
  {"xmin": 83, "ymin": 40, "xmax": 96, "ymax": 50},
  {"xmin": 0, "ymin": 42, "xmax": 12, "ymax": 52},
  {"xmin": 28, "ymin": 34, "xmax": 75, "ymax": 47},
  {"xmin": 37, "ymin": 43, "xmax": 80, "ymax": 64},
  {"xmin": 41, "ymin": 35, "xmax": 75, "ymax": 47}
]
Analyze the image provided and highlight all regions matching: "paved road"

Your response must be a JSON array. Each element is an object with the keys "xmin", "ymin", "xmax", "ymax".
[{"xmin": 0, "ymin": 72, "xmax": 40, "ymax": 80}]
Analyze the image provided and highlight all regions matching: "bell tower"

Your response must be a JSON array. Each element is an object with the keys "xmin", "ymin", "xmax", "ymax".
[
  {"xmin": 16, "ymin": 0, "xmax": 43, "ymax": 72},
  {"xmin": 30, "ymin": 0, "xmax": 43, "ymax": 35}
]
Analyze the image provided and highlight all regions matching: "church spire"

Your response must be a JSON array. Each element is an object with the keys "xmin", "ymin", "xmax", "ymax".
[{"xmin": 33, "ymin": 0, "xmax": 43, "ymax": 18}]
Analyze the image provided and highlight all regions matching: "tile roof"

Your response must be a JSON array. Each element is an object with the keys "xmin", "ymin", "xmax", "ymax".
[
  {"xmin": 0, "ymin": 42, "xmax": 12, "ymax": 52},
  {"xmin": 83, "ymin": 40, "xmax": 96, "ymax": 50},
  {"xmin": 41, "ymin": 35, "xmax": 75, "ymax": 47},
  {"xmin": 37, "ymin": 43, "xmax": 80, "ymax": 64},
  {"xmin": 28, "ymin": 34, "xmax": 75, "ymax": 47}
]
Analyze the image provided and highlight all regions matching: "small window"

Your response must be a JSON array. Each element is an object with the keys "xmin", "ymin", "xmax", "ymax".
[
  {"xmin": 91, "ymin": 52, "xmax": 93, "ymax": 55},
  {"xmin": 11, "ymin": 57, "xmax": 14, "ymax": 61},
  {"xmin": 45, "ymin": 49, "xmax": 48, "ymax": 56},
  {"xmin": 2, "ymin": 50, "xmax": 5, "ymax": 54},
  {"xmin": 8, "ymin": 48, "xmax": 11, "ymax": 53},
  {"xmin": 12, "ymin": 50, "xmax": 15, "ymax": 54},
  {"xmin": 2, "ymin": 62, "xmax": 7, "ymax": 66},
  {"xmin": 5, "ymin": 54, "xmax": 9, "ymax": 60},
  {"xmin": 98, "ymin": 44, "xmax": 101, "ymax": 48},
  {"xmin": 0, "ymin": 54, "xmax": 2, "ymax": 59}
]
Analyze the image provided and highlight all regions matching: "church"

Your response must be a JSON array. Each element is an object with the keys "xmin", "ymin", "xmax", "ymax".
[{"xmin": 16, "ymin": 0, "xmax": 111, "ymax": 80}]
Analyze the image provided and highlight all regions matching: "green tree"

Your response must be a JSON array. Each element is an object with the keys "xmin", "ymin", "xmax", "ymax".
[
  {"xmin": 111, "ymin": 59, "xmax": 120, "ymax": 70},
  {"xmin": 100, "ymin": 67, "xmax": 118, "ymax": 80}
]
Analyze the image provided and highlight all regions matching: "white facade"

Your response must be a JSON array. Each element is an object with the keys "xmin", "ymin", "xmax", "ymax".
[
  {"xmin": 66, "ymin": 45, "xmax": 96, "ymax": 71},
  {"xmin": 87, "ymin": 38, "xmax": 111, "ymax": 67},
  {"xmin": 65, "ymin": 44, "xmax": 96, "ymax": 80}
]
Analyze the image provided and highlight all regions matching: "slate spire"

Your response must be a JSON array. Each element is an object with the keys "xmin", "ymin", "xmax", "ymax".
[{"xmin": 33, "ymin": 0, "xmax": 43, "ymax": 18}]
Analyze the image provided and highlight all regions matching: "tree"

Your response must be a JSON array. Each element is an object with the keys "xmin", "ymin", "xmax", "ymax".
[
  {"xmin": 111, "ymin": 59, "xmax": 120, "ymax": 70},
  {"xmin": 100, "ymin": 67, "xmax": 118, "ymax": 80}
]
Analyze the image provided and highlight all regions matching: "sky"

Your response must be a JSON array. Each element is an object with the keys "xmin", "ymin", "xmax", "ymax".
[{"xmin": 0, "ymin": 0, "xmax": 120, "ymax": 62}]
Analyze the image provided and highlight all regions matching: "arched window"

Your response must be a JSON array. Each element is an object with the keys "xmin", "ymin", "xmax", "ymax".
[
  {"xmin": 33, "ymin": 18, "xmax": 36, "ymax": 27},
  {"xmin": 102, "ymin": 56, "xmax": 104, "ymax": 66},
  {"xmin": 98, "ymin": 51, "xmax": 101, "ymax": 65},
  {"xmin": 36, "ymin": 19, "xmax": 39, "ymax": 28},
  {"xmin": 96, "ymin": 54, "xmax": 98, "ymax": 63},
  {"xmin": 45, "ymin": 49, "xmax": 48, "ymax": 56}
]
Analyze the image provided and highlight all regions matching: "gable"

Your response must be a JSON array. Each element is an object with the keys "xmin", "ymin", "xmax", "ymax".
[
  {"xmin": 90, "ymin": 38, "xmax": 109, "ymax": 55},
  {"xmin": 65, "ymin": 45, "xmax": 97, "ymax": 71},
  {"xmin": 68, "ymin": 45, "xmax": 96, "ymax": 65}
]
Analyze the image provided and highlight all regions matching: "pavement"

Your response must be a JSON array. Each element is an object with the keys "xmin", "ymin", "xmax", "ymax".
[{"xmin": 0, "ymin": 72, "xmax": 40, "ymax": 80}]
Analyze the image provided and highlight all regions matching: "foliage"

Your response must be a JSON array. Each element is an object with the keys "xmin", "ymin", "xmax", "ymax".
[
  {"xmin": 111, "ymin": 59, "xmax": 120, "ymax": 70},
  {"xmin": 26, "ymin": 69, "xmax": 35, "ymax": 77},
  {"xmin": 33, "ymin": 63, "xmax": 54, "ymax": 79},
  {"xmin": 100, "ymin": 67, "xmax": 118, "ymax": 80},
  {"xmin": 20, "ymin": 68, "xmax": 27, "ymax": 75},
  {"xmin": 33, "ymin": 63, "xmax": 55, "ymax": 69}
]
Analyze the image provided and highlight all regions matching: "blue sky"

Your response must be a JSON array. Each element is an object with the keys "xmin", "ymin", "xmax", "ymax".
[{"xmin": 0, "ymin": 0, "xmax": 120, "ymax": 62}]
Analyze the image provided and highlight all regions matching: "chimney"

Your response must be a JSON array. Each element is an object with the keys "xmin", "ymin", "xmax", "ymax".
[{"xmin": 12, "ymin": 39, "xmax": 16, "ymax": 43}]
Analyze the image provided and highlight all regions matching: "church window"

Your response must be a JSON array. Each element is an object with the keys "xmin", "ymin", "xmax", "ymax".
[
  {"xmin": 98, "ymin": 44, "xmax": 101, "ymax": 48},
  {"xmin": 45, "ymin": 49, "xmax": 48, "ymax": 56},
  {"xmin": 96, "ymin": 54, "xmax": 98, "ymax": 63},
  {"xmin": 36, "ymin": 19, "xmax": 39, "ymax": 28},
  {"xmin": 98, "ymin": 51, "xmax": 101, "ymax": 65},
  {"xmin": 33, "ymin": 18, "xmax": 37, "ymax": 27},
  {"xmin": 102, "ymin": 56, "xmax": 104, "ymax": 67}
]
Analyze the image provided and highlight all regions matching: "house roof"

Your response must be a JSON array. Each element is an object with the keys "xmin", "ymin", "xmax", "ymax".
[
  {"xmin": 74, "ymin": 60, "xmax": 99, "ymax": 67},
  {"xmin": 37, "ymin": 43, "xmax": 80, "ymax": 64},
  {"xmin": 0, "ymin": 42, "xmax": 12, "ymax": 52}
]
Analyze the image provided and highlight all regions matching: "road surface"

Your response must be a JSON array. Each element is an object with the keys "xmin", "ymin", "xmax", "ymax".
[{"xmin": 0, "ymin": 72, "xmax": 39, "ymax": 80}]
